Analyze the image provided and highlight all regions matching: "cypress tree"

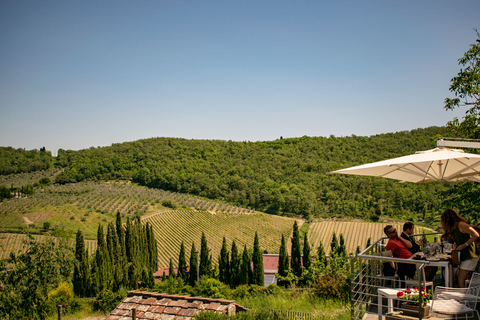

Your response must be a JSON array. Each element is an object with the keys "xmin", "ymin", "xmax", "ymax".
[
  {"xmin": 116, "ymin": 211, "xmax": 126, "ymax": 258},
  {"xmin": 330, "ymin": 232, "xmax": 338, "ymax": 256},
  {"xmin": 218, "ymin": 237, "xmax": 229, "ymax": 285},
  {"xmin": 73, "ymin": 229, "xmax": 90, "ymax": 297},
  {"xmin": 199, "ymin": 232, "xmax": 210, "ymax": 277},
  {"xmin": 339, "ymin": 234, "xmax": 346, "ymax": 256},
  {"xmin": 252, "ymin": 232, "xmax": 264, "ymax": 286},
  {"xmin": 189, "ymin": 242, "xmax": 198, "ymax": 286},
  {"xmin": 177, "ymin": 241, "xmax": 188, "ymax": 282},
  {"xmin": 278, "ymin": 234, "xmax": 289, "ymax": 278},
  {"xmin": 291, "ymin": 221, "xmax": 302, "ymax": 277},
  {"xmin": 125, "ymin": 217, "xmax": 133, "ymax": 262},
  {"xmin": 94, "ymin": 224, "xmax": 111, "ymax": 292},
  {"xmin": 303, "ymin": 232, "xmax": 311, "ymax": 271},
  {"xmin": 317, "ymin": 241, "xmax": 327, "ymax": 267},
  {"xmin": 128, "ymin": 263, "xmax": 137, "ymax": 289},
  {"xmin": 150, "ymin": 224, "xmax": 158, "ymax": 272},
  {"xmin": 229, "ymin": 240, "xmax": 240, "ymax": 288},
  {"xmin": 168, "ymin": 258, "xmax": 176, "ymax": 279},
  {"xmin": 239, "ymin": 245, "xmax": 250, "ymax": 285}
]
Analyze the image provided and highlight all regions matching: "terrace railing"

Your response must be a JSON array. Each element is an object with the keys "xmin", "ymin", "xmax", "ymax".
[{"xmin": 351, "ymin": 232, "xmax": 441, "ymax": 320}]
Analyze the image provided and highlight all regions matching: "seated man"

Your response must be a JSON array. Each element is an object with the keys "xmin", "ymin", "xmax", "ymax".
[
  {"xmin": 401, "ymin": 222, "xmax": 423, "ymax": 254},
  {"xmin": 384, "ymin": 225, "xmax": 416, "ymax": 283}
]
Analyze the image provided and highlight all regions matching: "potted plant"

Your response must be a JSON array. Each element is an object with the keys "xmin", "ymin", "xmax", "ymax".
[{"xmin": 396, "ymin": 287, "xmax": 432, "ymax": 317}]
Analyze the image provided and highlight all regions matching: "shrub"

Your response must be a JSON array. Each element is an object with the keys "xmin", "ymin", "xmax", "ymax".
[
  {"xmin": 93, "ymin": 290, "xmax": 125, "ymax": 313},
  {"xmin": 313, "ymin": 267, "xmax": 350, "ymax": 301},
  {"xmin": 162, "ymin": 200, "xmax": 177, "ymax": 209},
  {"xmin": 47, "ymin": 282, "xmax": 80, "ymax": 315},
  {"xmin": 191, "ymin": 277, "xmax": 232, "ymax": 299}
]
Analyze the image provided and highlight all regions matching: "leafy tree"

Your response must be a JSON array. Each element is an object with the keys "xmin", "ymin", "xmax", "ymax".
[
  {"xmin": 0, "ymin": 236, "xmax": 74, "ymax": 319},
  {"xmin": 252, "ymin": 232, "xmax": 264, "ymax": 286},
  {"xmin": 291, "ymin": 221, "xmax": 302, "ymax": 277},
  {"xmin": 177, "ymin": 241, "xmax": 188, "ymax": 282},
  {"xmin": 444, "ymin": 33, "xmax": 480, "ymax": 139}
]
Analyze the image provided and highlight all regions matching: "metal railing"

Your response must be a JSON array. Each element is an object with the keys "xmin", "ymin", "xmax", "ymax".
[{"xmin": 351, "ymin": 232, "xmax": 442, "ymax": 320}]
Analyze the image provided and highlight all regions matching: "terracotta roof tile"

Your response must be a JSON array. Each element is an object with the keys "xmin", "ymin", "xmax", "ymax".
[
  {"xmin": 118, "ymin": 303, "xmax": 137, "ymax": 310},
  {"xmin": 168, "ymin": 299, "xmax": 188, "ymax": 307},
  {"xmin": 142, "ymin": 297, "xmax": 158, "ymax": 305},
  {"xmin": 187, "ymin": 300, "xmax": 203, "ymax": 309},
  {"xmin": 147, "ymin": 306, "xmax": 166, "ymax": 313},
  {"xmin": 157, "ymin": 298, "xmax": 172, "ymax": 306},
  {"xmin": 178, "ymin": 308, "xmax": 198, "ymax": 317},
  {"xmin": 205, "ymin": 302, "xmax": 221, "ymax": 310},
  {"xmin": 163, "ymin": 306, "xmax": 181, "ymax": 315}
]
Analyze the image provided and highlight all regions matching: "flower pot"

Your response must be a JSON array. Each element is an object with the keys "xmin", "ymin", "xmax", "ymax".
[{"xmin": 400, "ymin": 302, "xmax": 430, "ymax": 317}]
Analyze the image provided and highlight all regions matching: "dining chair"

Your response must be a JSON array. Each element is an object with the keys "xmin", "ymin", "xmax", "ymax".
[{"xmin": 430, "ymin": 285, "xmax": 479, "ymax": 319}]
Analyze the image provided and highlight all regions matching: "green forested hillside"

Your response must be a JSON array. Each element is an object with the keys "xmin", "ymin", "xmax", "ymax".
[{"xmin": 0, "ymin": 127, "xmax": 463, "ymax": 222}]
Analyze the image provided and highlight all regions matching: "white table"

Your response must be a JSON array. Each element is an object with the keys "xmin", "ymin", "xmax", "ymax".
[
  {"xmin": 428, "ymin": 259, "xmax": 452, "ymax": 287},
  {"xmin": 378, "ymin": 288, "xmax": 403, "ymax": 320}
]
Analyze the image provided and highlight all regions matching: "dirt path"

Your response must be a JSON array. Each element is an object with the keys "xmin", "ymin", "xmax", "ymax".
[{"xmin": 22, "ymin": 216, "xmax": 34, "ymax": 225}]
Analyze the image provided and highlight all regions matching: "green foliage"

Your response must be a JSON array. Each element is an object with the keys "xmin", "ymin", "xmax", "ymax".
[
  {"xmin": 92, "ymin": 289, "xmax": 125, "ymax": 313},
  {"xmin": 200, "ymin": 232, "xmax": 211, "ymax": 277},
  {"xmin": 0, "ymin": 236, "xmax": 74, "ymax": 319},
  {"xmin": 230, "ymin": 240, "xmax": 240, "ymax": 288},
  {"xmin": 189, "ymin": 242, "xmax": 198, "ymax": 286},
  {"xmin": 290, "ymin": 221, "xmax": 301, "ymax": 277},
  {"xmin": 313, "ymin": 254, "xmax": 351, "ymax": 301},
  {"xmin": 162, "ymin": 199, "xmax": 177, "ymax": 209},
  {"xmin": 178, "ymin": 241, "xmax": 188, "ymax": 282},
  {"xmin": 47, "ymin": 282, "xmax": 81, "ymax": 315},
  {"xmin": 191, "ymin": 276, "xmax": 232, "ymax": 299},
  {"xmin": 15, "ymin": 126, "xmax": 452, "ymax": 220},
  {"xmin": 0, "ymin": 147, "xmax": 52, "ymax": 175},
  {"xmin": 218, "ymin": 237, "xmax": 230, "ymax": 285},
  {"xmin": 302, "ymin": 232, "xmax": 311, "ymax": 271},
  {"xmin": 277, "ymin": 234, "xmax": 288, "ymax": 278},
  {"xmin": 154, "ymin": 277, "xmax": 192, "ymax": 295},
  {"xmin": 252, "ymin": 232, "xmax": 264, "ymax": 286},
  {"xmin": 444, "ymin": 35, "xmax": 480, "ymax": 139}
]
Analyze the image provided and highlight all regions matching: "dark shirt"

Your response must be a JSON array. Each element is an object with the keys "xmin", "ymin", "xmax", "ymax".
[{"xmin": 401, "ymin": 232, "xmax": 421, "ymax": 254}]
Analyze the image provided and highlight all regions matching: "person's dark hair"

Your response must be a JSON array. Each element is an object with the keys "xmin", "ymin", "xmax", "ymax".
[
  {"xmin": 384, "ymin": 225, "xmax": 393, "ymax": 236},
  {"xmin": 441, "ymin": 208, "xmax": 468, "ymax": 234},
  {"xmin": 403, "ymin": 222, "xmax": 414, "ymax": 232}
]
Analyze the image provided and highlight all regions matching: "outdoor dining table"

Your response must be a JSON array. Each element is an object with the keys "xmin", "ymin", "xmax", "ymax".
[
  {"xmin": 416, "ymin": 251, "xmax": 453, "ymax": 288},
  {"xmin": 427, "ymin": 258, "xmax": 453, "ymax": 287}
]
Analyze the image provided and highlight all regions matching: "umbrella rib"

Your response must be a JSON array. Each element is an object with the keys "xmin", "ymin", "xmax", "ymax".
[
  {"xmin": 386, "ymin": 163, "xmax": 440, "ymax": 182},
  {"xmin": 443, "ymin": 158, "xmax": 480, "ymax": 181}
]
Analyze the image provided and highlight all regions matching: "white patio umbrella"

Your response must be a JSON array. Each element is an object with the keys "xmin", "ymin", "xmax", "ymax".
[{"xmin": 328, "ymin": 147, "xmax": 480, "ymax": 184}]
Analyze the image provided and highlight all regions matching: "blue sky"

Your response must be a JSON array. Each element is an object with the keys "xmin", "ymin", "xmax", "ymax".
[{"xmin": 0, "ymin": 1, "xmax": 478, "ymax": 153}]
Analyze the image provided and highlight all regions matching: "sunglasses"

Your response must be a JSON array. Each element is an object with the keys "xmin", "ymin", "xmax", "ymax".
[{"xmin": 389, "ymin": 228, "xmax": 397, "ymax": 234}]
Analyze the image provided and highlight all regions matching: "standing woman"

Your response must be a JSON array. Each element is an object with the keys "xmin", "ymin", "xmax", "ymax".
[{"xmin": 441, "ymin": 208, "xmax": 480, "ymax": 288}]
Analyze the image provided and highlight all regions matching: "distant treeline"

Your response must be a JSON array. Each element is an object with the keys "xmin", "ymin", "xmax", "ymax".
[
  {"xmin": 0, "ymin": 147, "xmax": 52, "ymax": 175},
  {"xmin": 0, "ymin": 127, "xmax": 461, "ymax": 221}
]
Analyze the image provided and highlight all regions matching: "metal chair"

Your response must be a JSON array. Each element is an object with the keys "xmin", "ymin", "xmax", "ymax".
[{"xmin": 430, "ymin": 285, "xmax": 479, "ymax": 319}]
